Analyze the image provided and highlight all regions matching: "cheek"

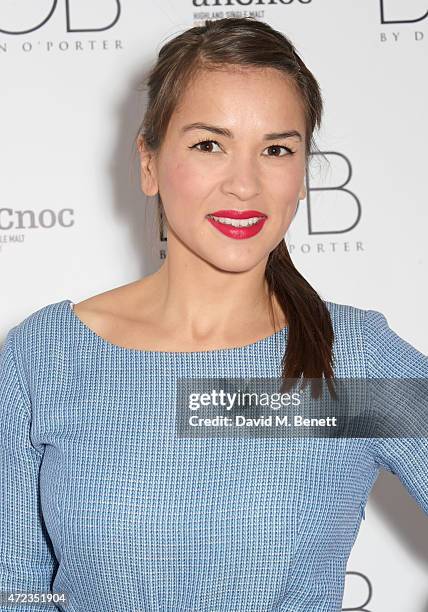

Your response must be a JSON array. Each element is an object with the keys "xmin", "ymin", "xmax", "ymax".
[
  {"xmin": 270, "ymin": 163, "xmax": 305, "ymax": 202},
  {"xmin": 267, "ymin": 168, "xmax": 304, "ymax": 226},
  {"xmin": 158, "ymin": 157, "xmax": 209, "ymax": 211}
]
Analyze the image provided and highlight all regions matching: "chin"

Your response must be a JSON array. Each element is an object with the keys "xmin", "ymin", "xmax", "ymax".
[{"xmin": 203, "ymin": 252, "xmax": 266, "ymax": 274}]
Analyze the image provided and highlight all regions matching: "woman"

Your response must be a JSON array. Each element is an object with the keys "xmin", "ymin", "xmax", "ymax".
[{"xmin": 1, "ymin": 17, "xmax": 427, "ymax": 612}]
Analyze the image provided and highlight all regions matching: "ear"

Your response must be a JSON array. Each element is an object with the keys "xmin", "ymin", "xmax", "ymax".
[
  {"xmin": 298, "ymin": 180, "xmax": 306, "ymax": 201},
  {"xmin": 137, "ymin": 135, "xmax": 159, "ymax": 197}
]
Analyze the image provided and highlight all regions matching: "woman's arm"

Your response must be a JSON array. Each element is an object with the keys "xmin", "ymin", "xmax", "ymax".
[
  {"xmin": 364, "ymin": 308, "xmax": 428, "ymax": 515},
  {"xmin": 0, "ymin": 326, "xmax": 59, "ymax": 611}
]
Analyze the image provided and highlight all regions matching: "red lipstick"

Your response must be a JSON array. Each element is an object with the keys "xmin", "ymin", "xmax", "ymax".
[{"xmin": 206, "ymin": 209, "xmax": 267, "ymax": 240}]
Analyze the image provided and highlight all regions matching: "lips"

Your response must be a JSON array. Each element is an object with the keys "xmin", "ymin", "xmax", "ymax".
[
  {"xmin": 206, "ymin": 210, "xmax": 267, "ymax": 240},
  {"xmin": 207, "ymin": 209, "xmax": 267, "ymax": 220}
]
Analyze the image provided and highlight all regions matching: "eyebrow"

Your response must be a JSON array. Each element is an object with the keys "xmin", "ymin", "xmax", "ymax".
[{"xmin": 180, "ymin": 122, "xmax": 303, "ymax": 141}]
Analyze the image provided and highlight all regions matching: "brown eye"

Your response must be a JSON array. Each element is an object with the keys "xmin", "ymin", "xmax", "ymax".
[
  {"xmin": 264, "ymin": 145, "xmax": 295, "ymax": 157},
  {"xmin": 190, "ymin": 139, "xmax": 222, "ymax": 153}
]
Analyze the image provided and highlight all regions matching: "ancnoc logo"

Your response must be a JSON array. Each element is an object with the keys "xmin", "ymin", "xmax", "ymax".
[
  {"xmin": 0, "ymin": 208, "xmax": 74, "ymax": 230},
  {"xmin": 193, "ymin": 0, "xmax": 312, "ymax": 5},
  {"xmin": 0, "ymin": 0, "xmax": 121, "ymax": 35},
  {"xmin": 192, "ymin": 0, "xmax": 428, "ymax": 25}
]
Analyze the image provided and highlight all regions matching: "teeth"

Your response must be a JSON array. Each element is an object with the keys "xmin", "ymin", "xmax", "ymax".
[{"xmin": 207, "ymin": 215, "xmax": 264, "ymax": 228}]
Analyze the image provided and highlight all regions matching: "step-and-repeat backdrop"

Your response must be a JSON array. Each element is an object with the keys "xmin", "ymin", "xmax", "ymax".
[{"xmin": 1, "ymin": 1, "xmax": 427, "ymax": 609}]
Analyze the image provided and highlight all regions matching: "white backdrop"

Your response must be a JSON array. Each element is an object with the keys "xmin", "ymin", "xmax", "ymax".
[{"xmin": 1, "ymin": 1, "xmax": 427, "ymax": 609}]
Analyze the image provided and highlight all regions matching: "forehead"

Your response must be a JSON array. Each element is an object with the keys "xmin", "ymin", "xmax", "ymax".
[{"xmin": 170, "ymin": 65, "xmax": 305, "ymax": 132}]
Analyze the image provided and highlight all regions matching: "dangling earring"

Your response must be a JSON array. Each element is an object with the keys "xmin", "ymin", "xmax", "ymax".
[{"xmin": 292, "ymin": 200, "xmax": 300, "ymax": 220}]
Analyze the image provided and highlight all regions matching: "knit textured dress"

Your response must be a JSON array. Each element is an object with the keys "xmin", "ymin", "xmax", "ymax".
[{"xmin": 1, "ymin": 298, "xmax": 427, "ymax": 612}]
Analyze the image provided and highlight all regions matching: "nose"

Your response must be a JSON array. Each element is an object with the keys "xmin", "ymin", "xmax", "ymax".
[{"xmin": 220, "ymin": 153, "xmax": 262, "ymax": 201}]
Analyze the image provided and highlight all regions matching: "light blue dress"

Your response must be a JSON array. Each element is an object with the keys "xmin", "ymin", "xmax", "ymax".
[{"xmin": 0, "ymin": 298, "xmax": 427, "ymax": 611}]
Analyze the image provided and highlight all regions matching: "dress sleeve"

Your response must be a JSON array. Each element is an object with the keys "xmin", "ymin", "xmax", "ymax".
[
  {"xmin": 364, "ymin": 309, "xmax": 428, "ymax": 515},
  {"xmin": 0, "ymin": 326, "xmax": 58, "ymax": 610}
]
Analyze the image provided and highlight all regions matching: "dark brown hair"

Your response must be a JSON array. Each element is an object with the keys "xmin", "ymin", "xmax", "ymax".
[{"xmin": 135, "ymin": 17, "xmax": 336, "ymax": 399}]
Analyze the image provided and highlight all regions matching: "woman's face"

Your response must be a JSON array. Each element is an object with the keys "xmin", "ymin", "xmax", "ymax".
[{"xmin": 139, "ymin": 66, "xmax": 307, "ymax": 272}]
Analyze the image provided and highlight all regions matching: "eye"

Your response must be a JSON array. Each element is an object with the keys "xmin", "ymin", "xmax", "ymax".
[
  {"xmin": 263, "ymin": 144, "xmax": 296, "ymax": 157},
  {"xmin": 188, "ymin": 140, "xmax": 296, "ymax": 156},
  {"xmin": 189, "ymin": 139, "xmax": 222, "ymax": 153}
]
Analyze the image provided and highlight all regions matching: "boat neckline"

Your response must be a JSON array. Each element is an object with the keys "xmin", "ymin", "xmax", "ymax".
[{"xmin": 64, "ymin": 298, "xmax": 288, "ymax": 357}]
